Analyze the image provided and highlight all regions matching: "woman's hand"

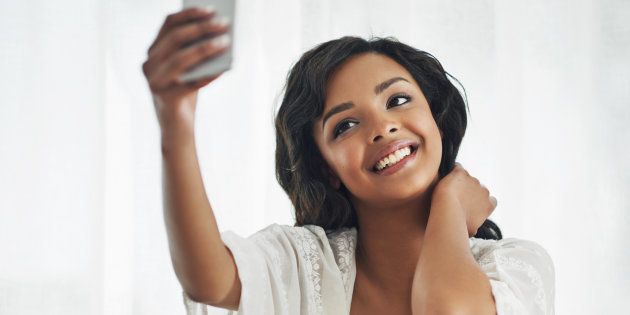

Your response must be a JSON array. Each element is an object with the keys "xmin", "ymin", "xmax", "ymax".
[
  {"xmin": 142, "ymin": 7, "xmax": 230, "ymax": 131},
  {"xmin": 431, "ymin": 163, "xmax": 497, "ymax": 237}
]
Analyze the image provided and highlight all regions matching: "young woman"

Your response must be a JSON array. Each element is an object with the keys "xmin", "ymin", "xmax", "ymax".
[{"xmin": 142, "ymin": 7, "xmax": 555, "ymax": 315}]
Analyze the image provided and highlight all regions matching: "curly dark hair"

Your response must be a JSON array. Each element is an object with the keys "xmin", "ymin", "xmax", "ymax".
[{"xmin": 274, "ymin": 35, "xmax": 502, "ymax": 240}]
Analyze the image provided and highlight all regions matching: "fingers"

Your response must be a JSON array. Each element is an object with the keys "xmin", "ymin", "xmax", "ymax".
[
  {"xmin": 455, "ymin": 162, "xmax": 497, "ymax": 209},
  {"xmin": 155, "ymin": 73, "xmax": 223, "ymax": 101},
  {"xmin": 148, "ymin": 15, "xmax": 229, "ymax": 64},
  {"xmin": 453, "ymin": 162, "xmax": 470, "ymax": 176},
  {"xmin": 148, "ymin": 38, "xmax": 229, "ymax": 91},
  {"xmin": 185, "ymin": 73, "xmax": 223, "ymax": 89},
  {"xmin": 479, "ymin": 180, "xmax": 497, "ymax": 210},
  {"xmin": 148, "ymin": 7, "xmax": 216, "ymax": 55},
  {"xmin": 143, "ymin": 6, "xmax": 231, "ymax": 93}
]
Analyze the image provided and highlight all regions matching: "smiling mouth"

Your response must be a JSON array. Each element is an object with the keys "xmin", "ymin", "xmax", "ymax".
[{"xmin": 371, "ymin": 144, "xmax": 418, "ymax": 173}]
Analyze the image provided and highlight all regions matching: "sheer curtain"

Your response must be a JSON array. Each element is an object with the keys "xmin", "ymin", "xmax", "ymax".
[{"xmin": 0, "ymin": 0, "xmax": 628, "ymax": 314}]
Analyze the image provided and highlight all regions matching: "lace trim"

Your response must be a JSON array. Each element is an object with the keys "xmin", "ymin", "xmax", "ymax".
[
  {"xmin": 327, "ymin": 228, "xmax": 357, "ymax": 296},
  {"xmin": 476, "ymin": 241, "xmax": 548, "ymax": 312},
  {"xmin": 288, "ymin": 226, "xmax": 323, "ymax": 314}
]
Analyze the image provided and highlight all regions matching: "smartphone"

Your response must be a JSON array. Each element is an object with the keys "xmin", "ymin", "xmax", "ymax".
[{"xmin": 180, "ymin": 0, "xmax": 236, "ymax": 82}]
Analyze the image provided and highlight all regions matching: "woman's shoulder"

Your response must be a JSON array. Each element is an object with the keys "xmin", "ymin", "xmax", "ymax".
[
  {"xmin": 240, "ymin": 223, "xmax": 358, "ymax": 253},
  {"xmin": 247, "ymin": 223, "xmax": 358, "ymax": 271},
  {"xmin": 247, "ymin": 223, "xmax": 357, "ymax": 242},
  {"xmin": 468, "ymin": 236, "xmax": 556, "ymax": 313},
  {"xmin": 468, "ymin": 236, "xmax": 554, "ymax": 267},
  {"xmin": 232, "ymin": 223, "xmax": 318, "ymax": 241}
]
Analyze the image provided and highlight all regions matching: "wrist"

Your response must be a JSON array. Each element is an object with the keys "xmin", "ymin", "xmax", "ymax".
[
  {"xmin": 160, "ymin": 126, "xmax": 195, "ymax": 156},
  {"xmin": 428, "ymin": 195, "xmax": 471, "ymax": 239},
  {"xmin": 430, "ymin": 193, "xmax": 462, "ymax": 214},
  {"xmin": 431, "ymin": 185, "xmax": 458, "ymax": 207},
  {"xmin": 429, "ymin": 189, "xmax": 466, "ymax": 223}
]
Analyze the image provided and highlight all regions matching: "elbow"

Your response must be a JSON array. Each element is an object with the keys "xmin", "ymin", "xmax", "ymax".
[
  {"xmin": 413, "ymin": 301, "xmax": 465, "ymax": 315},
  {"xmin": 178, "ymin": 271, "xmax": 222, "ymax": 306},
  {"xmin": 423, "ymin": 306, "xmax": 495, "ymax": 315},
  {"xmin": 413, "ymin": 294, "xmax": 496, "ymax": 315},
  {"xmin": 184, "ymin": 289, "xmax": 216, "ymax": 305},
  {"xmin": 415, "ymin": 305, "xmax": 495, "ymax": 315},
  {"xmin": 175, "ymin": 270, "xmax": 214, "ymax": 305}
]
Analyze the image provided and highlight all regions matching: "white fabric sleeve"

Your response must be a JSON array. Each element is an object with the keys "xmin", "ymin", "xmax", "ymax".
[
  {"xmin": 181, "ymin": 224, "xmax": 302, "ymax": 315},
  {"xmin": 472, "ymin": 237, "xmax": 556, "ymax": 315}
]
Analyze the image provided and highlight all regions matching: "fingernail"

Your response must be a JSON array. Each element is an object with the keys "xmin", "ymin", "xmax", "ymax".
[
  {"xmin": 213, "ymin": 16, "xmax": 230, "ymax": 27},
  {"xmin": 211, "ymin": 34, "xmax": 231, "ymax": 47},
  {"xmin": 199, "ymin": 5, "xmax": 215, "ymax": 13}
]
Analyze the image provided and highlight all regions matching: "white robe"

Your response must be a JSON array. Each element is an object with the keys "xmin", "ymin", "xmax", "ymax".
[{"xmin": 182, "ymin": 223, "xmax": 555, "ymax": 315}]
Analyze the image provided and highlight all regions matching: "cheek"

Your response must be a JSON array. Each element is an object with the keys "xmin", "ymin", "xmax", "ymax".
[
  {"xmin": 339, "ymin": 147, "xmax": 361, "ymax": 168},
  {"xmin": 330, "ymin": 147, "xmax": 365, "ymax": 179},
  {"xmin": 409, "ymin": 114, "xmax": 442, "ymax": 159},
  {"xmin": 418, "ymin": 109, "xmax": 440, "ymax": 135},
  {"xmin": 408, "ymin": 111, "xmax": 437, "ymax": 137}
]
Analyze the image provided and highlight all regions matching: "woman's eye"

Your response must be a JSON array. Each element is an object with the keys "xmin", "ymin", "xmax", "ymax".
[
  {"xmin": 387, "ymin": 94, "xmax": 412, "ymax": 108},
  {"xmin": 332, "ymin": 94, "xmax": 411, "ymax": 139},
  {"xmin": 333, "ymin": 120, "xmax": 357, "ymax": 138}
]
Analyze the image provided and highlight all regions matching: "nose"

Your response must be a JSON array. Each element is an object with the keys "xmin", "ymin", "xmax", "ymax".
[{"xmin": 370, "ymin": 118, "xmax": 399, "ymax": 143}]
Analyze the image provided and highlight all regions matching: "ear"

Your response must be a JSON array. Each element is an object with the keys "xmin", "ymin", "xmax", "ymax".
[{"xmin": 322, "ymin": 165, "xmax": 341, "ymax": 190}]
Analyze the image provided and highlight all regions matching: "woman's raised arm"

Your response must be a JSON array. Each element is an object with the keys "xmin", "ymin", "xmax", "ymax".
[{"xmin": 142, "ymin": 7, "xmax": 240, "ymax": 310}]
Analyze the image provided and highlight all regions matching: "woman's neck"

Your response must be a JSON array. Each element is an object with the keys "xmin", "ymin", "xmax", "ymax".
[{"xmin": 351, "ymin": 183, "xmax": 436, "ymax": 297}]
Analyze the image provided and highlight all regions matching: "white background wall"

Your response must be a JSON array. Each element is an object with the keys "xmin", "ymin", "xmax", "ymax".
[{"xmin": 0, "ymin": 0, "xmax": 628, "ymax": 314}]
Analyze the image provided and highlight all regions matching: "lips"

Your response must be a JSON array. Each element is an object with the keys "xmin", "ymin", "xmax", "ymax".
[{"xmin": 368, "ymin": 139, "xmax": 420, "ymax": 172}]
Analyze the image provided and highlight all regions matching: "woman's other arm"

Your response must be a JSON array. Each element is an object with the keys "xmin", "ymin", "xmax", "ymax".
[
  {"xmin": 411, "ymin": 164, "xmax": 497, "ymax": 315},
  {"xmin": 411, "ymin": 195, "xmax": 495, "ymax": 315}
]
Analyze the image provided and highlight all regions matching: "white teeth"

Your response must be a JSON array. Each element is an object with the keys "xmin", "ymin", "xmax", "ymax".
[{"xmin": 375, "ymin": 146, "xmax": 412, "ymax": 171}]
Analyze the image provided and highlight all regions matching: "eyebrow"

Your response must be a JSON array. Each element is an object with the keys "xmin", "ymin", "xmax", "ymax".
[{"xmin": 322, "ymin": 77, "xmax": 409, "ymax": 129}]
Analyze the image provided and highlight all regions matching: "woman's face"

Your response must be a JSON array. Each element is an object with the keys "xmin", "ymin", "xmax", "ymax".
[{"xmin": 312, "ymin": 52, "xmax": 443, "ymax": 205}]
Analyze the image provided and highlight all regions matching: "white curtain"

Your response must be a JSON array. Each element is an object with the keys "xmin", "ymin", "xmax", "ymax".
[{"xmin": 0, "ymin": 0, "xmax": 628, "ymax": 314}]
